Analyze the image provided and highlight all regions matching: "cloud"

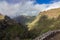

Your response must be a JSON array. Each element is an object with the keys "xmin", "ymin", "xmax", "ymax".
[
  {"xmin": 0, "ymin": 1, "xmax": 20, "ymax": 17},
  {"xmin": 46, "ymin": 2, "xmax": 60, "ymax": 10},
  {"xmin": 0, "ymin": 1, "xmax": 47, "ymax": 17},
  {"xmin": 0, "ymin": 1, "xmax": 29, "ymax": 15},
  {"xmin": 0, "ymin": 0, "xmax": 34, "ymax": 4},
  {"xmin": 0, "ymin": 0, "xmax": 60, "ymax": 18}
]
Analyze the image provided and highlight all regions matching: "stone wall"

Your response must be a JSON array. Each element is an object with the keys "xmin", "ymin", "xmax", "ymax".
[{"xmin": 34, "ymin": 30, "xmax": 60, "ymax": 40}]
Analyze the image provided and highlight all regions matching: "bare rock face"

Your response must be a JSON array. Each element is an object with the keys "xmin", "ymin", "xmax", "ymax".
[{"xmin": 34, "ymin": 30, "xmax": 60, "ymax": 40}]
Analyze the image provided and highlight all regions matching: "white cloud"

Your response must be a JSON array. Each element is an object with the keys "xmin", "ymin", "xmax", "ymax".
[
  {"xmin": 46, "ymin": 2, "xmax": 60, "ymax": 10},
  {"xmin": 0, "ymin": 1, "xmax": 21, "ymax": 17},
  {"xmin": 0, "ymin": 1, "xmax": 60, "ymax": 18}
]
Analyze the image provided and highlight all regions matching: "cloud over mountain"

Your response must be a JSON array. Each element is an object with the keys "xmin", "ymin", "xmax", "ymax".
[{"xmin": 0, "ymin": 0, "xmax": 60, "ymax": 17}]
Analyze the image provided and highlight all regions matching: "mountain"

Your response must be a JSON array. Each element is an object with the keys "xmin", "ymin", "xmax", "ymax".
[
  {"xmin": 40, "ymin": 8, "xmax": 60, "ymax": 18},
  {"xmin": 13, "ymin": 15, "xmax": 35, "ymax": 25},
  {"xmin": 0, "ymin": 14, "xmax": 5, "ymax": 20},
  {"xmin": 0, "ymin": 14, "xmax": 29, "ymax": 40},
  {"xmin": 28, "ymin": 8, "xmax": 60, "ymax": 38},
  {"xmin": 28, "ymin": 8, "xmax": 60, "ymax": 30}
]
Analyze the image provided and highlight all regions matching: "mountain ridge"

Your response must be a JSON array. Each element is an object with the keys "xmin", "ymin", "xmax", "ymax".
[
  {"xmin": 13, "ymin": 15, "xmax": 35, "ymax": 25},
  {"xmin": 28, "ymin": 8, "xmax": 60, "ymax": 30}
]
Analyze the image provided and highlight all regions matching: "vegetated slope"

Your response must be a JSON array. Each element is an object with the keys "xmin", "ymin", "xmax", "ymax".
[
  {"xmin": 0, "ymin": 14, "xmax": 5, "ymax": 20},
  {"xmin": 14, "ymin": 15, "xmax": 35, "ymax": 25},
  {"xmin": 28, "ymin": 8, "xmax": 60, "ymax": 38},
  {"xmin": 0, "ymin": 14, "xmax": 29, "ymax": 40}
]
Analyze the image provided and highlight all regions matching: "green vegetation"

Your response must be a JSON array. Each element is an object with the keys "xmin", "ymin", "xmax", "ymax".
[
  {"xmin": 1, "ymin": 7, "xmax": 60, "ymax": 40},
  {"xmin": 0, "ymin": 16, "xmax": 30, "ymax": 40},
  {"xmin": 1, "ymin": 14, "xmax": 60, "ymax": 40},
  {"xmin": 28, "ymin": 15, "xmax": 60, "ymax": 38}
]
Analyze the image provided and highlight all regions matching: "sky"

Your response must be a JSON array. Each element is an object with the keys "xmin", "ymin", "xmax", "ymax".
[{"xmin": 0, "ymin": 0, "xmax": 60, "ymax": 17}]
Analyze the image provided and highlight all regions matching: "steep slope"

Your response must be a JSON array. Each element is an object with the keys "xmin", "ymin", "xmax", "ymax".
[
  {"xmin": 0, "ymin": 14, "xmax": 29, "ymax": 40},
  {"xmin": 28, "ymin": 8, "xmax": 60, "ymax": 30},
  {"xmin": 28, "ymin": 8, "xmax": 60, "ymax": 38}
]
